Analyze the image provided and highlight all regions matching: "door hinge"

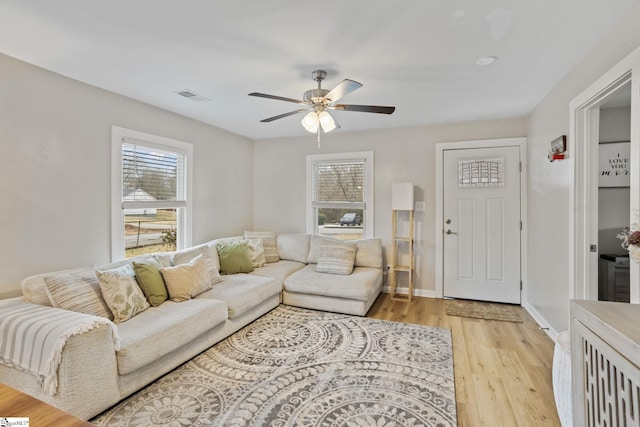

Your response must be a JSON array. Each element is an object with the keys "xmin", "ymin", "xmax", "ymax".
[
  {"xmin": 520, "ymin": 221, "xmax": 523, "ymax": 230},
  {"xmin": 519, "ymin": 161, "xmax": 522, "ymax": 172},
  {"xmin": 520, "ymin": 281, "xmax": 523, "ymax": 290}
]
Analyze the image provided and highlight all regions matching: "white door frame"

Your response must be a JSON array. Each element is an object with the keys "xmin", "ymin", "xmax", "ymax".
[
  {"xmin": 435, "ymin": 137, "xmax": 528, "ymax": 300},
  {"xmin": 569, "ymin": 46, "xmax": 640, "ymax": 303}
]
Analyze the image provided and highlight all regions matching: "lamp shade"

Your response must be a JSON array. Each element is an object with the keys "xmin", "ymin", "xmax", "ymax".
[
  {"xmin": 318, "ymin": 111, "xmax": 337, "ymax": 132},
  {"xmin": 391, "ymin": 182, "xmax": 414, "ymax": 210},
  {"xmin": 301, "ymin": 111, "xmax": 319, "ymax": 133}
]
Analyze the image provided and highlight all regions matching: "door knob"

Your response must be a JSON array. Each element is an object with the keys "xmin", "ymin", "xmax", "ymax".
[{"xmin": 445, "ymin": 229, "xmax": 457, "ymax": 235}]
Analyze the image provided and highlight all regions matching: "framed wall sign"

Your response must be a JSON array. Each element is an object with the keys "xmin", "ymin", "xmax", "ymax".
[{"xmin": 598, "ymin": 141, "xmax": 630, "ymax": 188}]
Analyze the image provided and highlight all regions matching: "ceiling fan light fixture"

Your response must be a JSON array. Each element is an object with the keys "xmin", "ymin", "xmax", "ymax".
[
  {"xmin": 318, "ymin": 110, "xmax": 337, "ymax": 132},
  {"xmin": 250, "ymin": 69, "xmax": 395, "ymax": 140},
  {"xmin": 301, "ymin": 111, "xmax": 319, "ymax": 133}
]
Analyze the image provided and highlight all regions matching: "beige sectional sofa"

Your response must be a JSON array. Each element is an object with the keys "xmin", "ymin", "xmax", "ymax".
[{"xmin": 0, "ymin": 233, "xmax": 383, "ymax": 420}]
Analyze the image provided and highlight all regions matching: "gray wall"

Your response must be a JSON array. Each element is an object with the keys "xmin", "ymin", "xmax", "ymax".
[
  {"xmin": 526, "ymin": 3, "xmax": 640, "ymax": 332},
  {"xmin": 0, "ymin": 53, "xmax": 254, "ymax": 298},
  {"xmin": 253, "ymin": 120, "xmax": 527, "ymax": 296},
  {"xmin": 3, "ymin": 2, "xmax": 640, "ymax": 333}
]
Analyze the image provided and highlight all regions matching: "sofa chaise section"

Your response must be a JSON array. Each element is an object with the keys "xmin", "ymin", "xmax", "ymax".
[{"xmin": 283, "ymin": 264, "xmax": 383, "ymax": 316}]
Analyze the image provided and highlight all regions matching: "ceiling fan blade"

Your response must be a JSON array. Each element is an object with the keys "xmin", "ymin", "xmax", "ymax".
[
  {"xmin": 249, "ymin": 92, "xmax": 305, "ymax": 104},
  {"xmin": 332, "ymin": 104, "xmax": 396, "ymax": 114},
  {"xmin": 260, "ymin": 108, "xmax": 309, "ymax": 122},
  {"xmin": 325, "ymin": 79, "xmax": 363, "ymax": 103}
]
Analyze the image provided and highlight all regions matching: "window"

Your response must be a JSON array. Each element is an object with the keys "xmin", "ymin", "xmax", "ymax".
[
  {"xmin": 306, "ymin": 151, "xmax": 374, "ymax": 240},
  {"xmin": 111, "ymin": 126, "xmax": 192, "ymax": 260}
]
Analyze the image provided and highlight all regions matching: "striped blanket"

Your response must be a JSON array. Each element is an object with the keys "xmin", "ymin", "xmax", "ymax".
[{"xmin": 0, "ymin": 300, "xmax": 120, "ymax": 395}]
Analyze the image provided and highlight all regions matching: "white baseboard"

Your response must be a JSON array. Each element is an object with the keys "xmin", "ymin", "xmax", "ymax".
[
  {"xmin": 382, "ymin": 286, "xmax": 436, "ymax": 299},
  {"xmin": 522, "ymin": 300, "xmax": 559, "ymax": 341}
]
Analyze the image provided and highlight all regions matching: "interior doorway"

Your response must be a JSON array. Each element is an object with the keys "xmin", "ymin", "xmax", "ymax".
[
  {"xmin": 597, "ymin": 85, "xmax": 632, "ymax": 303},
  {"xmin": 569, "ymin": 45, "xmax": 640, "ymax": 304}
]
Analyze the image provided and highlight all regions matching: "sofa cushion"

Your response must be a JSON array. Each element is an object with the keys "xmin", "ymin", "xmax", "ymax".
[
  {"xmin": 250, "ymin": 260, "xmax": 306, "ymax": 284},
  {"xmin": 244, "ymin": 231, "xmax": 279, "ymax": 263},
  {"xmin": 44, "ymin": 267, "xmax": 113, "ymax": 320},
  {"xmin": 353, "ymin": 238, "xmax": 384, "ymax": 269},
  {"xmin": 216, "ymin": 241, "xmax": 254, "ymax": 274},
  {"xmin": 277, "ymin": 234, "xmax": 310, "ymax": 264},
  {"xmin": 132, "ymin": 257, "xmax": 168, "ymax": 307},
  {"xmin": 173, "ymin": 244, "xmax": 222, "ymax": 286},
  {"xmin": 115, "ymin": 298, "xmax": 228, "ymax": 375},
  {"xmin": 196, "ymin": 274, "xmax": 281, "ymax": 319},
  {"xmin": 285, "ymin": 264, "xmax": 382, "ymax": 301},
  {"xmin": 161, "ymin": 255, "xmax": 211, "ymax": 302},
  {"xmin": 316, "ymin": 239, "xmax": 357, "ymax": 275},
  {"xmin": 154, "ymin": 252, "xmax": 175, "ymax": 268},
  {"xmin": 96, "ymin": 264, "xmax": 150, "ymax": 323},
  {"xmin": 21, "ymin": 275, "xmax": 53, "ymax": 307}
]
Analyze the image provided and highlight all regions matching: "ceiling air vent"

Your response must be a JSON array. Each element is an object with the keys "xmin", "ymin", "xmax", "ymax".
[{"xmin": 174, "ymin": 89, "xmax": 210, "ymax": 102}]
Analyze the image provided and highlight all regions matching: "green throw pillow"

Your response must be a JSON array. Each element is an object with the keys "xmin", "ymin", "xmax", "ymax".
[
  {"xmin": 216, "ymin": 241, "xmax": 254, "ymax": 274},
  {"xmin": 133, "ymin": 257, "xmax": 168, "ymax": 307}
]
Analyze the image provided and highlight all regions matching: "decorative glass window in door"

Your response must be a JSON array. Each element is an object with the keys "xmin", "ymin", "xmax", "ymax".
[{"xmin": 458, "ymin": 158, "xmax": 504, "ymax": 188}]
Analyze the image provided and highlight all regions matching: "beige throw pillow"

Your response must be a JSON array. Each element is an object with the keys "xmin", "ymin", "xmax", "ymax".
[
  {"xmin": 316, "ymin": 240, "xmax": 357, "ymax": 275},
  {"xmin": 96, "ymin": 264, "xmax": 150, "ymax": 323},
  {"xmin": 246, "ymin": 239, "xmax": 267, "ymax": 268},
  {"xmin": 244, "ymin": 231, "xmax": 279, "ymax": 263},
  {"xmin": 173, "ymin": 244, "xmax": 222, "ymax": 286},
  {"xmin": 161, "ymin": 254, "xmax": 211, "ymax": 302}
]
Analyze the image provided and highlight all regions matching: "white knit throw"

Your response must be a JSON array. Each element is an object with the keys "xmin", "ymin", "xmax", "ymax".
[{"xmin": 0, "ymin": 300, "xmax": 120, "ymax": 395}]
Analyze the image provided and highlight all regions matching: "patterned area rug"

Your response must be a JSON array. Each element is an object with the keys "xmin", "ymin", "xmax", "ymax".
[
  {"xmin": 445, "ymin": 299, "xmax": 523, "ymax": 323},
  {"xmin": 92, "ymin": 305, "xmax": 456, "ymax": 426}
]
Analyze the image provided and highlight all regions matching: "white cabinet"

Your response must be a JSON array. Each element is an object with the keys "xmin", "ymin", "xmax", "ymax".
[{"xmin": 570, "ymin": 300, "xmax": 640, "ymax": 426}]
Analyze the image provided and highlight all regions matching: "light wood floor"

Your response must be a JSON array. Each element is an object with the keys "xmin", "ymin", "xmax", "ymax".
[{"xmin": 368, "ymin": 294, "xmax": 561, "ymax": 427}]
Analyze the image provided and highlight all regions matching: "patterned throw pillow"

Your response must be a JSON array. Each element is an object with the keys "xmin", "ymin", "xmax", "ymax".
[
  {"xmin": 173, "ymin": 245, "xmax": 222, "ymax": 286},
  {"xmin": 316, "ymin": 239, "xmax": 357, "ymax": 275},
  {"xmin": 244, "ymin": 231, "xmax": 279, "ymax": 263},
  {"xmin": 44, "ymin": 267, "xmax": 114, "ymax": 320},
  {"xmin": 161, "ymin": 254, "xmax": 211, "ymax": 302},
  {"xmin": 96, "ymin": 264, "xmax": 150, "ymax": 323},
  {"xmin": 245, "ymin": 239, "xmax": 266, "ymax": 268}
]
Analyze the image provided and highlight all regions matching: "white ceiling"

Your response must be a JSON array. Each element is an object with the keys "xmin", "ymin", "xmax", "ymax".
[{"xmin": 1, "ymin": 1, "xmax": 638, "ymax": 140}]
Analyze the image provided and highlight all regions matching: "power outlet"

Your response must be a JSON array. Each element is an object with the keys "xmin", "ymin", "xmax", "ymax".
[{"xmin": 415, "ymin": 201, "xmax": 426, "ymax": 212}]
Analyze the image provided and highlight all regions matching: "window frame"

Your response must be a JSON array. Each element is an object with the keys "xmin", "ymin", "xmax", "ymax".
[
  {"xmin": 111, "ymin": 126, "xmax": 193, "ymax": 261},
  {"xmin": 306, "ymin": 151, "xmax": 374, "ymax": 239}
]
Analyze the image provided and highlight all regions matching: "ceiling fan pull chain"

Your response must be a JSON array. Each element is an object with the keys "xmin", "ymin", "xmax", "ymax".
[{"xmin": 317, "ymin": 128, "xmax": 321, "ymax": 148}]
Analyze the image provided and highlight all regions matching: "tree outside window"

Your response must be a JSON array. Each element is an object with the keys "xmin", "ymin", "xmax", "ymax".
[{"xmin": 307, "ymin": 152, "xmax": 374, "ymax": 240}]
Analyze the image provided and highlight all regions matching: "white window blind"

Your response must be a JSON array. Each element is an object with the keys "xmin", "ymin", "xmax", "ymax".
[
  {"xmin": 312, "ymin": 159, "xmax": 366, "ymax": 210},
  {"xmin": 121, "ymin": 139, "xmax": 187, "ymax": 209}
]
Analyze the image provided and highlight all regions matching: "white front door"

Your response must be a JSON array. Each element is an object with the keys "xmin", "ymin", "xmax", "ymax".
[{"xmin": 442, "ymin": 146, "xmax": 521, "ymax": 304}]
